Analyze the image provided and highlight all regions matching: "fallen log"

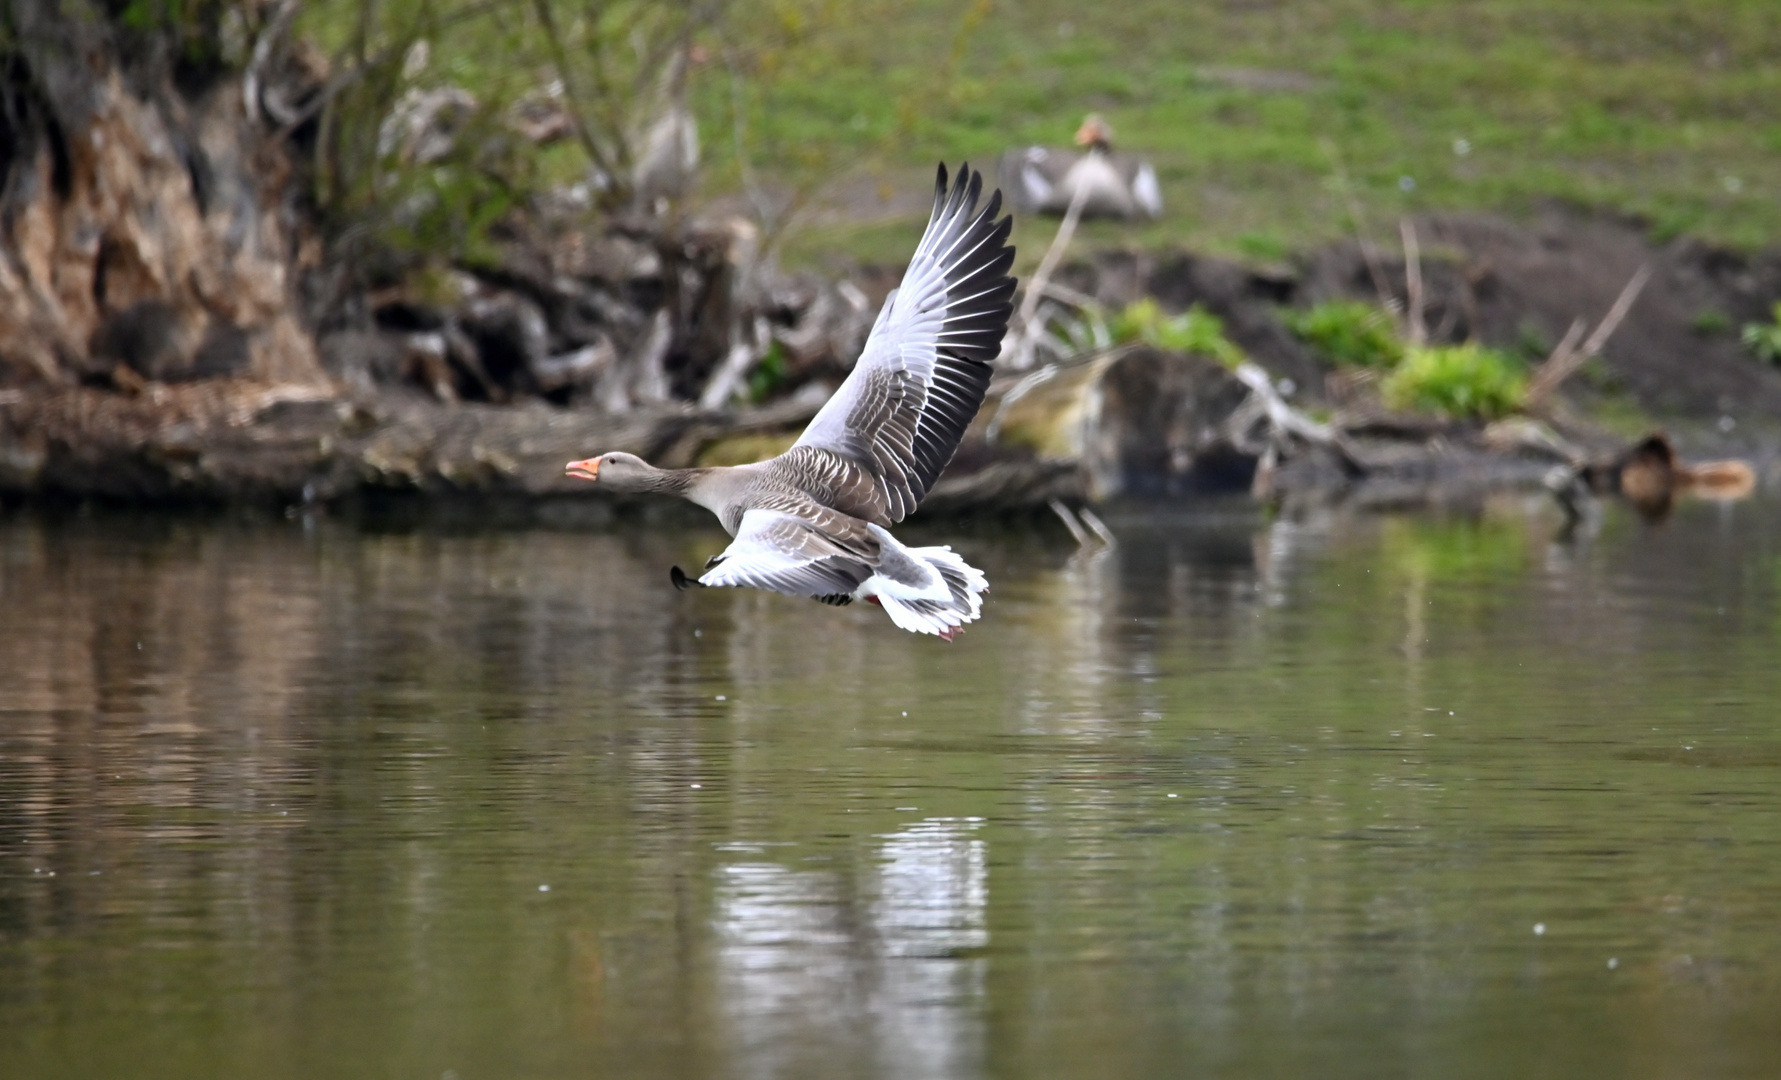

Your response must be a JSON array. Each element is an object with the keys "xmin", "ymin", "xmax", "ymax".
[{"xmin": 0, "ymin": 382, "xmax": 819, "ymax": 505}]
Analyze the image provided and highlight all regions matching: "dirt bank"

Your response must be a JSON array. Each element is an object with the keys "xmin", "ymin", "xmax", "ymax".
[
  {"xmin": 4, "ymin": 204, "xmax": 1779, "ymax": 512},
  {"xmin": 1053, "ymin": 203, "xmax": 1781, "ymax": 450}
]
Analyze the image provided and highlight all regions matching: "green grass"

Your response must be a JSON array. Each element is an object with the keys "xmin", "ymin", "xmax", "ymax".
[
  {"xmin": 1384, "ymin": 342, "xmax": 1528, "ymax": 418},
  {"xmin": 1742, "ymin": 302, "xmax": 1781, "ymax": 364},
  {"xmin": 1288, "ymin": 299, "xmax": 1531, "ymax": 420},
  {"xmin": 729, "ymin": 0, "xmax": 1781, "ymax": 264},
  {"xmin": 1284, "ymin": 301, "xmax": 1406, "ymax": 369},
  {"xmin": 1109, "ymin": 299, "xmax": 1245, "ymax": 368},
  {"xmin": 296, "ymin": 0, "xmax": 1781, "ymax": 268}
]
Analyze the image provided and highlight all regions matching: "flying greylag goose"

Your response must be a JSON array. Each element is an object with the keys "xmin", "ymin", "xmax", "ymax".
[
  {"xmin": 999, "ymin": 114, "xmax": 1162, "ymax": 220},
  {"xmin": 566, "ymin": 164, "xmax": 1016, "ymax": 639}
]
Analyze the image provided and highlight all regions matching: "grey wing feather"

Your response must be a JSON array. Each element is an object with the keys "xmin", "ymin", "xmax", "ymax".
[
  {"xmin": 698, "ymin": 509, "xmax": 875, "ymax": 598},
  {"xmin": 792, "ymin": 163, "xmax": 1017, "ymax": 523},
  {"xmin": 999, "ymin": 147, "xmax": 1073, "ymax": 213}
]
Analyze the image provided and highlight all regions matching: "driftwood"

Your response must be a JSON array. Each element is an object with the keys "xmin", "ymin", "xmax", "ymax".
[{"xmin": 0, "ymin": 382, "xmax": 818, "ymax": 504}]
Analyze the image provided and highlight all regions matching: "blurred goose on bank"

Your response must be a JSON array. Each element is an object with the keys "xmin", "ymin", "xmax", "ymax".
[
  {"xmin": 630, "ymin": 44, "xmax": 707, "ymax": 214},
  {"xmin": 565, "ymin": 164, "xmax": 1017, "ymax": 639},
  {"xmin": 1000, "ymin": 114, "xmax": 1162, "ymax": 220}
]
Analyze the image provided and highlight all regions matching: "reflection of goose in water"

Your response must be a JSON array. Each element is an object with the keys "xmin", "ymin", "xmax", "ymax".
[
  {"xmin": 566, "ymin": 165, "xmax": 1016, "ymax": 638},
  {"xmin": 714, "ymin": 818, "xmax": 987, "ymax": 1076},
  {"xmin": 999, "ymin": 114, "xmax": 1162, "ymax": 221}
]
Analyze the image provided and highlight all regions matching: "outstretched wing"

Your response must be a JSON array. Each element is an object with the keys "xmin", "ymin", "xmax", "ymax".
[
  {"xmin": 1130, "ymin": 160, "xmax": 1163, "ymax": 218},
  {"xmin": 791, "ymin": 163, "xmax": 1016, "ymax": 523},
  {"xmin": 697, "ymin": 508, "xmax": 877, "ymax": 599}
]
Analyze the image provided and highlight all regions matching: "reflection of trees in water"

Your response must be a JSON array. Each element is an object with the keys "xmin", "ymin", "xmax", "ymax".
[
  {"xmin": 5, "ymin": 506, "xmax": 1781, "ymax": 1075},
  {"xmin": 998, "ymin": 517, "xmax": 1274, "ymax": 737},
  {"xmin": 1006, "ymin": 545, "xmax": 1120, "ymax": 735},
  {"xmin": 0, "ymin": 517, "xmax": 735, "ymax": 1057},
  {"xmin": 0, "ymin": 519, "xmax": 322, "ymax": 967},
  {"xmin": 714, "ymin": 818, "xmax": 986, "ymax": 1080}
]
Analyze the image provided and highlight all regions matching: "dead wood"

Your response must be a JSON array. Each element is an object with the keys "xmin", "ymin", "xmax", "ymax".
[{"xmin": 0, "ymin": 382, "xmax": 822, "ymax": 504}]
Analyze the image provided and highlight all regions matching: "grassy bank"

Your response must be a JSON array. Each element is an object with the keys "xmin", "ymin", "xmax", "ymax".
[
  {"xmin": 716, "ymin": 0, "xmax": 1781, "ymax": 267},
  {"xmin": 298, "ymin": 1, "xmax": 1781, "ymax": 270}
]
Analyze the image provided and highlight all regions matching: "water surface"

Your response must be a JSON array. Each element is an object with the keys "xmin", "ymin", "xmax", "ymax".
[{"xmin": 3, "ymin": 496, "xmax": 1780, "ymax": 1079}]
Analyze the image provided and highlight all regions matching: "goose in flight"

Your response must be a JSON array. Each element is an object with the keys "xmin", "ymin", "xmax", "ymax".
[
  {"xmin": 999, "ymin": 114, "xmax": 1162, "ymax": 220},
  {"xmin": 566, "ymin": 163, "xmax": 1017, "ymax": 639}
]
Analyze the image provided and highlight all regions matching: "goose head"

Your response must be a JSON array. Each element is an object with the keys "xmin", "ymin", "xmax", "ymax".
[
  {"xmin": 1074, "ymin": 113, "xmax": 1115, "ymax": 153},
  {"xmin": 566, "ymin": 451, "xmax": 655, "ymax": 491}
]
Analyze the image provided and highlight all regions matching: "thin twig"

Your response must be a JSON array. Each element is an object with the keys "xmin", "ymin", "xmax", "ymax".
[
  {"xmin": 1008, "ymin": 181, "xmax": 1090, "ymax": 369},
  {"xmin": 1400, "ymin": 219, "xmax": 1426, "ymax": 347},
  {"xmin": 1049, "ymin": 500, "xmax": 1091, "ymax": 546},
  {"xmin": 242, "ymin": 0, "xmax": 299, "ymax": 125},
  {"xmin": 530, "ymin": 0, "xmax": 621, "ymax": 187},
  {"xmin": 1525, "ymin": 264, "xmax": 1651, "ymax": 407},
  {"xmin": 1321, "ymin": 139, "xmax": 1398, "ymax": 314},
  {"xmin": 1077, "ymin": 506, "xmax": 1117, "ymax": 547},
  {"xmin": 1542, "ymin": 317, "xmax": 1589, "ymax": 370},
  {"xmin": 1019, "ymin": 181, "xmax": 1089, "ymax": 330},
  {"xmin": 722, "ymin": 45, "xmax": 775, "ymax": 231}
]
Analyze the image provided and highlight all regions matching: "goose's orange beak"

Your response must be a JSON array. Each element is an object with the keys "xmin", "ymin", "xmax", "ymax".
[
  {"xmin": 1075, "ymin": 114, "xmax": 1112, "ymax": 147},
  {"xmin": 566, "ymin": 457, "xmax": 601, "ymax": 482}
]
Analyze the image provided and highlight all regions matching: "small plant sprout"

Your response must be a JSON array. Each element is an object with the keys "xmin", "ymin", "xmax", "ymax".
[
  {"xmin": 1110, "ymin": 299, "xmax": 1246, "ymax": 368},
  {"xmin": 1285, "ymin": 301, "xmax": 1405, "ymax": 369},
  {"xmin": 1741, "ymin": 303, "xmax": 1781, "ymax": 365},
  {"xmin": 1384, "ymin": 343, "xmax": 1528, "ymax": 419}
]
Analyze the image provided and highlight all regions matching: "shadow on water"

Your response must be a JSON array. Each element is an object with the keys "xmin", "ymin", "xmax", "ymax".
[{"xmin": 2, "ymin": 494, "xmax": 1781, "ymax": 1079}]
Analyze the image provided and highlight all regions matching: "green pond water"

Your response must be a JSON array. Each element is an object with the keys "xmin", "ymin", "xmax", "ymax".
[{"xmin": 2, "ymin": 495, "xmax": 1780, "ymax": 1079}]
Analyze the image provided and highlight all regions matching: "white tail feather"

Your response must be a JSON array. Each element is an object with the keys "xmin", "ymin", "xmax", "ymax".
[{"xmin": 856, "ymin": 545, "xmax": 988, "ymax": 638}]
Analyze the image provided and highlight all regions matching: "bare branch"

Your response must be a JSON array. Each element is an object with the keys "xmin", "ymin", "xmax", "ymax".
[
  {"xmin": 530, "ymin": 0, "xmax": 622, "ymax": 188},
  {"xmin": 243, "ymin": 0, "xmax": 299, "ymax": 125},
  {"xmin": 1525, "ymin": 264, "xmax": 1651, "ymax": 407},
  {"xmin": 1400, "ymin": 219, "xmax": 1425, "ymax": 347},
  {"xmin": 1006, "ymin": 181, "xmax": 1090, "ymax": 369},
  {"xmin": 1321, "ymin": 139, "xmax": 1398, "ymax": 314}
]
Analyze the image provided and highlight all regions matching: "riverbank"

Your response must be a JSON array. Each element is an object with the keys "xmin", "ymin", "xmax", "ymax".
[{"xmin": 5, "ymin": 200, "xmax": 1778, "ymax": 517}]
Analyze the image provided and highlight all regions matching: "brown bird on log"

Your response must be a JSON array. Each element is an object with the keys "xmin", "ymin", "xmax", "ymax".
[{"xmin": 1598, "ymin": 432, "xmax": 1756, "ymax": 520}]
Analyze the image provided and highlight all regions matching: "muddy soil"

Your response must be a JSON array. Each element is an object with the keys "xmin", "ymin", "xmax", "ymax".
[{"xmin": 1049, "ymin": 202, "xmax": 1781, "ymax": 453}]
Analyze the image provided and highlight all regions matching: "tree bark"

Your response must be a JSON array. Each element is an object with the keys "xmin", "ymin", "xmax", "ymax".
[{"xmin": 1, "ymin": 1, "xmax": 326, "ymax": 389}]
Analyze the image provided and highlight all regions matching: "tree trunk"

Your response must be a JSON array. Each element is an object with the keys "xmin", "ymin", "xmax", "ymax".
[{"xmin": 0, "ymin": 1, "xmax": 326, "ymax": 390}]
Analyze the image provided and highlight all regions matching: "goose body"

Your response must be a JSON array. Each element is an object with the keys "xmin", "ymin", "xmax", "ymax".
[
  {"xmin": 567, "ymin": 163, "xmax": 1016, "ymax": 638},
  {"xmin": 999, "ymin": 114, "xmax": 1162, "ymax": 221}
]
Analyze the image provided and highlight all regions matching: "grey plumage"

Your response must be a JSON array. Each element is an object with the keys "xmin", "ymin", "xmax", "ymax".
[
  {"xmin": 998, "ymin": 114, "xmax": 1162, "ymax": 221},
  {"xmin": 566, "ymin": 163, "xmax": 1015, "ymax": 638}
]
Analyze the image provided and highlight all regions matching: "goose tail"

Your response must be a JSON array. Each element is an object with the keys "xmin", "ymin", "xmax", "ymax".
[
  {"xmin": 858, "ymin": 546, "xmax": 988, "ymax": 641},
  {"xmin": 1678, "ymin": 459, "xmax": 1757, "ymax": 499}
]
